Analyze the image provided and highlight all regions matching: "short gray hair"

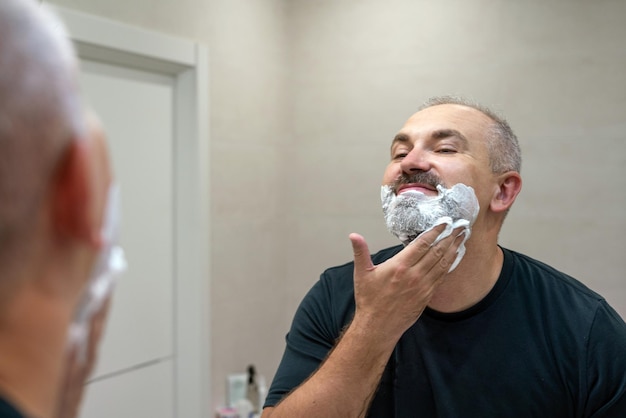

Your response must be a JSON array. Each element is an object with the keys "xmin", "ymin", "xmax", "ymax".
[
  {"xmin": 419, "ymin": 96, "xmax": 522, "ymax": 174},
  {"xmin": 0, "ymin": 0, "xmax": 84, "ymax": 248}
]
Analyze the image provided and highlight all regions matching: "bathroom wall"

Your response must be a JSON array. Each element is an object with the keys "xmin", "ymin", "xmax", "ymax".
[
  {"xmin": 285, "ymin": 0, "xmax": 626, "ymax": 320},
  {"xmin": 46, "ymin": 0, "xmax": 626, "ymax": 410}
]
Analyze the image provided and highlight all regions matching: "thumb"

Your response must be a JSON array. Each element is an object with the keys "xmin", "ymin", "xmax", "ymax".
[{"xmin": 349, "ymin": 233, "xmax": 374, "ymax": 273}]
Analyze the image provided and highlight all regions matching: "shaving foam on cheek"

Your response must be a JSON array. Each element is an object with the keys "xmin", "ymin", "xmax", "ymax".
[{"xmin": 381, "ymin": 183, "xmax": 479, "ymax": 272}]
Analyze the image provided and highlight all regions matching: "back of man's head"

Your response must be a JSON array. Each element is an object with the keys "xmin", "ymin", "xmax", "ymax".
[
  {"xmin": 0, "ymin": 0, "xmax": 84, "ymax": 259},
  {"xmin": 0, "ymin": 4, "xmax": 116, "ymax": 417}
]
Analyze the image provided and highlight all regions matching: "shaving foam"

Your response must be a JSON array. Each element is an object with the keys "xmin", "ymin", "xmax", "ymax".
[{"xmin": 381, "ymin": 183, "xmax": 479, "ymax": 272}]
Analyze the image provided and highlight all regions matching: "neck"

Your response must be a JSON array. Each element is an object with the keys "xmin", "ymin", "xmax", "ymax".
[
  {"xmin": 0, "ymin": 283, "xmax": 72, "ymax": 418},
  {"xmin": 428, "ymin": 236, "xmax": 504, "ymax": 313}
]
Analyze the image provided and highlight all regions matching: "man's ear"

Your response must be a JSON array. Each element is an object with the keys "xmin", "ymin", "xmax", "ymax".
[
  {"xmin": 490, "ymin": 171, "xmax": 522, "ymax": 214},
  {"xmin": 51, "ymin": 139, "xmax": 99, "ymax": 246}
]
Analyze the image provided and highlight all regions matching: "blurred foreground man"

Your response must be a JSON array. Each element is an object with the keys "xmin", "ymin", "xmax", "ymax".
[
  {"xmin": 0, "ymin": 1, "xmax": 123, "ymax": 417},
  {"xmin": 262, "ymin": 97, "xmax": 626, "ymax": 417}
]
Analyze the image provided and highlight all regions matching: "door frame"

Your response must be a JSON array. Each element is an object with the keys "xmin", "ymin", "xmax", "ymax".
[{"xmin": 47, "ymin": 5, "xmax": 211, "ymax": 418}]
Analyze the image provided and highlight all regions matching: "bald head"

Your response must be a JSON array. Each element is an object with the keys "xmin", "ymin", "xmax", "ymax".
[{"xmin": 0, "ymin": 0, "xmax": 84, "ymax": 248}]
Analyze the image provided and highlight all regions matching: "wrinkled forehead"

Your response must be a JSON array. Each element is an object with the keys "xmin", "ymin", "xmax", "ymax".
[{"xmin": 398, "ymin": 104, "xmax": 494, "ymax": 145}]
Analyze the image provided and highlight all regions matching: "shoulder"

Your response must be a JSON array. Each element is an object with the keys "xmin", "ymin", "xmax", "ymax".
[
  {"xmin": 504, "ymin": 247, "xmax": 605, "ymax": 306},
  {"xmin": 500, "ymin": 247, "xmax": 618, "ymax": 341},
  {"xmin": 503, "ymin": 247, "xmax": 626, "ymax": 337},
  {"xmin": 501, "ymin": 249, "xmax": 626, "ymax": 414}
]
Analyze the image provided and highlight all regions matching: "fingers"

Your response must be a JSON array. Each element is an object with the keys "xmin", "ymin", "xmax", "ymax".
[
  {"xmin": 349, "ymin": 233, "xmax": 375, "ymax": 273},
  {"xmin": 398, "ymin": 223, "xmax": 449, "ymax": 266},
  {"xmin": 85, "ymin": 295, "xmax": 112, "ymax": 379},
  {"xmin": 54, "ymin": 296, "xmax": 113, "ymax": 418},
  {"xmin": 55, "ymin": 344, "xmax": 84, "ymax": 418},
  {"xmin": 420, "ymin": 227, "xmax": 466, "ymax": 278},
  {"xmin": 397, "ymin": 224, "xmax": 465, "ymax": 276}
]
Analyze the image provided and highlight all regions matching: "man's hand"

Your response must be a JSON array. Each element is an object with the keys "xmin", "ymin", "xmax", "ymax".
[
  {"xmin": 349, "ymin": 224, "xmax": 464, "ymax": 341},
  {"xmin": 262, "ymin": 225, "xmax": 465, "ymax": 418},
  {"xmin": 55, "ymin": 297, "xmax": 112, "ymax": 418}
]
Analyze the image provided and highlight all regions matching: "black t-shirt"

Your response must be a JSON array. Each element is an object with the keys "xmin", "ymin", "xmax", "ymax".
[
  {"xmin": 0, "ymin": 397, "xmax": 25, "ymax": 418},
  {"xmin": 266, "ymin": 246, "xmax": 626, "ymax": 417}
]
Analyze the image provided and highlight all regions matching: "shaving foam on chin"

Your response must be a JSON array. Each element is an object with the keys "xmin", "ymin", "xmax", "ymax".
[{"xmin": 381, "ymin": 183, "xmax": 479, "ymax": 272}]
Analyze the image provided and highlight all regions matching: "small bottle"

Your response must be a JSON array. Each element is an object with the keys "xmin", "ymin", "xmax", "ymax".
[{"xmin": 246, "ymin": 364, "xmax": 260, "ymax": 414}]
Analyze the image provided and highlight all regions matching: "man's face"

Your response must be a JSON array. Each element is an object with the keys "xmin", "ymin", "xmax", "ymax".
[{"xmin": 382, "ymin": 104, "xmax": 498, "ymax": 222}]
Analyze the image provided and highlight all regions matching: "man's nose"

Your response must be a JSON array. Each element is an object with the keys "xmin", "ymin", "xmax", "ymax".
[{"xmin": 400, "ymin": 147, "xmax": 431, "ymax": 173}]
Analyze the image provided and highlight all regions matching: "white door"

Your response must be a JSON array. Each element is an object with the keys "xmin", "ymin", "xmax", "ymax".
[
  {"xmin": 47, "ymin": 5, "xmax": 211, "ymax": 418},
  {"xmin": 79, "ymin": 60, "xmax": 176, "ymax": 418}
]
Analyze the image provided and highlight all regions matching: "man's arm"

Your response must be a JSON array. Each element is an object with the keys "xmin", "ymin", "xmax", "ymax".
[{"xmin": 262, "ymin": 224, "xmax": 464, "ymax": 418}]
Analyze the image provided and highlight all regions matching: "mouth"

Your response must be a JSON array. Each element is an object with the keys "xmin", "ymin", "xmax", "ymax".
[{"xmin": 396, "ymin": 183, "xmax": 438, "ymax": 196}]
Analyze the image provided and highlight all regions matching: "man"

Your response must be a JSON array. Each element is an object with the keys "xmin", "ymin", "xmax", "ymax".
[
  {"xmin": 262, "ymin": 97, "xmax": 626, "ymax": 417},
  {"xmin": 0, "ymin": 1, "xmax": 119, "ymax": 417}
]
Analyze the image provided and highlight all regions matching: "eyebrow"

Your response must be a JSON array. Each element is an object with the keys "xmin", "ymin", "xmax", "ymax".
[
  {"xmin": 390, "ymin": 133, "xmax": 411, "ymax": 152},
  {"xmin": 431, "ymin": 128, "xmax": 469, "ymax": 147},
  {"xmin": 390, "ymin": 129, "xmax": 469, "ymax": 152}
]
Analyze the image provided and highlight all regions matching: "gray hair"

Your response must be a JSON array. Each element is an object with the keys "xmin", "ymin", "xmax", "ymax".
[
  {"xmin": 0, "ymin": 0, "xmax": 84, "ymax": 249},
  {"xmin": 419, "ymin": 96, "xmax": 522, "ymax": 174}
]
